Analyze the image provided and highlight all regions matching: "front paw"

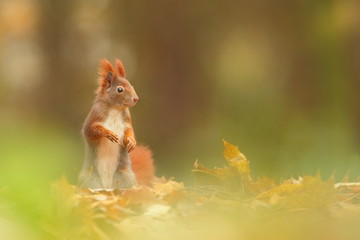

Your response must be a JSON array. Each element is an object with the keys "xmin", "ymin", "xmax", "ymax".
[
  {"xmin": 123, "ymin": 136, "xmax": 136, "ymax": 152},
  {"xmin": 105, "ymin": 131, "xmax": 119, "ymax": 143}
]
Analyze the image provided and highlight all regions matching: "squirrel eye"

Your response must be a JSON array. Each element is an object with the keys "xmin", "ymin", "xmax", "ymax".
[{"xmin": 117, "ymin": 87, "xmax": 124, "ymax": 93}]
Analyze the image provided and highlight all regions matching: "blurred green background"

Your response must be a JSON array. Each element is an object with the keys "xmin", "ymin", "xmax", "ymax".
[{"xmin": 0, "ymin": 0, "xmax": 360, "ymax": 196}]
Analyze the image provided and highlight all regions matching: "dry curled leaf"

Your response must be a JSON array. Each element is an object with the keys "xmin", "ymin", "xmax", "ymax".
[
  {"xmin": 223, "ymin": 140, "xmax": 250, "ymax": 175},
  {"xmin": 256, "ymin": 182, "xmax": 302, "ymax": 200}
]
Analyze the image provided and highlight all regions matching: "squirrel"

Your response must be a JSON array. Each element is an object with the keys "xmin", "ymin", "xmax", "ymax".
[{"xmin": 78, "ymin": 58, "xmax": 155, "ymax": 189}]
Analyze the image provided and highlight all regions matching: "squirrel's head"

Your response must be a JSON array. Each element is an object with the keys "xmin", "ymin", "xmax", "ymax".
[{"xmin": 97, "ymin": 58, "xmax": 139, "ymax": 109}]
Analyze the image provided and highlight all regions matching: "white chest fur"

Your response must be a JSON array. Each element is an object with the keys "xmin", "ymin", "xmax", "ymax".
[
  {"xmin": 96, "ymin": 109, "xmax": 126, "ymax": 188},
  {"xmin": 103, "ymin": 109, "xmax": 126, "ymax": 138}
]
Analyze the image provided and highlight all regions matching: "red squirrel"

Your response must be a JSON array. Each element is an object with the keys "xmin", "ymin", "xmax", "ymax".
[{"xmin": 78, "ymin": 58, "xmax": 155, "ymax": 189}]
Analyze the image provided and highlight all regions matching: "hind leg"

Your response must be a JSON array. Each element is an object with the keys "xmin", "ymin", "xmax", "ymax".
[
  {"xmin": 112, "ymin": 150, "xmax": 137, "ymax": 188},
  {"xmin": 78, "ymin": 165, "xmax": 103, "ymax": 189},
  {"xmin": 113, "ymin": 169, "xmax": 137, "ymax": 188}
]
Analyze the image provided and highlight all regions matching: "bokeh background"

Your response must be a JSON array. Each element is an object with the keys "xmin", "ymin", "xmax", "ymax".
[{"xmin": 0, "ymin": 0, "xmax": 360, "ymax": 206}]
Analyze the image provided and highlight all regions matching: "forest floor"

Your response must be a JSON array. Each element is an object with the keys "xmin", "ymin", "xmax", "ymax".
[{"xmin": 37, "ymin": 140, "xmax": 360, "ymax": 240}]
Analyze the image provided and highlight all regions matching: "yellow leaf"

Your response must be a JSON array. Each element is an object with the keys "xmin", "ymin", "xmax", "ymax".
[
  {"xmin": 152, "ymin": 178, "xmax": 185, "ymax": 199},
  {"xmin": 193, "ymin": 160, "xmax": 234, "ymax": 180},
  {"xmin": 256, "ymin": 182, "xmax": 302, "ymax": 200},
  {"xmin": 223, "ymin": 140, "xmax": 250, "ymax": 175},
  {"xmin": 284, "ymin": 175, "xmax": 335, "ymax": 209},
  {"xmin": 249, "ymin": 177, "xmax": 276, "ymax": 195}
]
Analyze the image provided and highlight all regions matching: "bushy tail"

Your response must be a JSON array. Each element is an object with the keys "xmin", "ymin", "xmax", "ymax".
[{"xmin": 130, "ymin": 145, "xmax": 155, "ymax": 186}]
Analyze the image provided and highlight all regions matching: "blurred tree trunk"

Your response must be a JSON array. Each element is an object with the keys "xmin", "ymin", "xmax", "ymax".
[{"xmin": 36, "ymin": 0, "xmax": 87, "ymax": 128}]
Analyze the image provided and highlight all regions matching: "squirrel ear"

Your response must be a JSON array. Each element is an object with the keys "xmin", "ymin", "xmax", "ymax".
[
  {"xmin": 98, "ymin": 58, "xmax": 115, "ymax": 88},
  {"xmin": 115, "ymin": 59, "xmax": 126, "ymax": 78},
  {"xmin": 105, "ymin": 71, "xmax": 113, "ymax": 87}
]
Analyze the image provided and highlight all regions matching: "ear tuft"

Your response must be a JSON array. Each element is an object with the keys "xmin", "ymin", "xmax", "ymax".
[
  {"xmin": 98, "ymin": 58, "xmax": 115, "ymax": 88},
  {"xmin": 115, "ymin": 59, "xmax": 126, "ymax": 78},
  {"xmin": 99, "ymin": 58, "xmax": 115, "ymax": 77}
]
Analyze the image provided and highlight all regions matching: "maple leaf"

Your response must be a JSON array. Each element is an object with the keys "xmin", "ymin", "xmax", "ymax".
[
  {"xmin": 256, "ymin": 175, "xmax": 336, "ymax": 209},
  {"xmin": 223, "ymin": 140, "xmax": 250, "ymax": 175},
  {"xmin": 192, "ymin": 140, "xmax": 254, "ymax": 196},
  {"xmin": 192, "ymin": 160, "xmax": 235, "ymax": 185},
  {"xmin": 256, "ymin": 177, "xmax": 302, "ymax": 200},
  {"xmin": 152, "ymin": 178, "xmax": 186, "ymax": 204},
  {"xmin": 248, "ymin": 177, "xmax": 277, "ymax": 195},
  {"xmin": 283, "ymin": 175, "xmax": 335, "ymax": 209},
  {"xmin": 192, "ymin": 140, "xmax": 252, "ymax": 183}
]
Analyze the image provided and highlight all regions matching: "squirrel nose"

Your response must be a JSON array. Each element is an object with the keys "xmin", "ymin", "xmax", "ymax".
[{"xmin": 133, "ymin": 98, "xmax": 139, "ymax": 103}]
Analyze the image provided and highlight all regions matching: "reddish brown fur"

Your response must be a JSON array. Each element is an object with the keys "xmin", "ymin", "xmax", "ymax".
[
  {"xmin": 115, "ymin": 59, "xmax": 126, "ymax": 77},
  {"xmin": 81, "ymin": 58, "xmax": 155, "ymax": 187},
  {"xmin": 130, "ymin": 145, "xmax": 155, "ymax": 185},
  {"xmin": 123, "ymin": 108, "xmax": 135, "ymax": 146},
  {"xmin": 83, "ymin": 104, "xmax": 107, "ymax": 141},
  {"xmin": 98, "ymin": 59, "xmax": 116, "ymax": 90}
]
